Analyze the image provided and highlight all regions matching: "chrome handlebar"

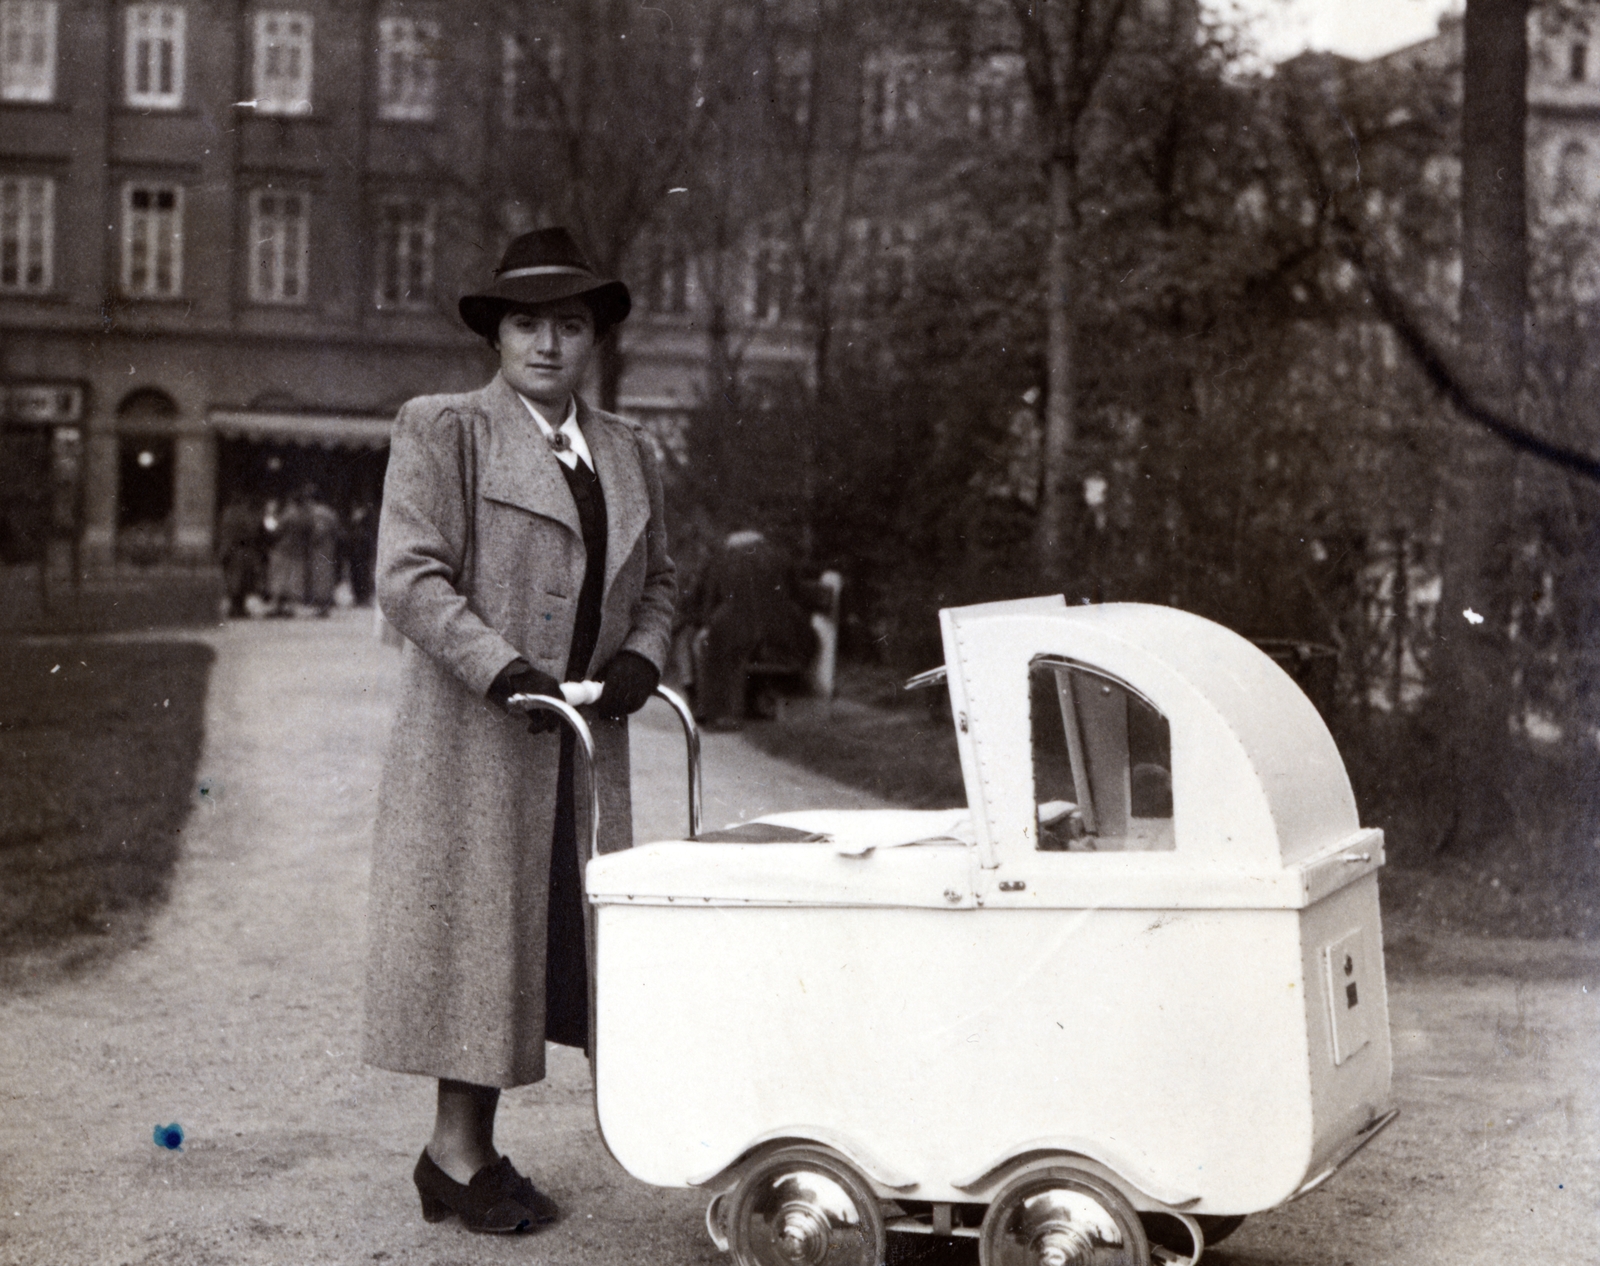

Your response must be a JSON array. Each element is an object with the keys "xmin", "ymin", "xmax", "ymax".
[
  {"xmin": 507, "ymin": 693, "xmax": 601, "ymax": 865},
  {"xmin": 506, "ymin": 683, "xmax": 703, "ymax": 865},
  {"xmin": 651, "ymin": 684, "xmax": 702, "ymax": 841}
]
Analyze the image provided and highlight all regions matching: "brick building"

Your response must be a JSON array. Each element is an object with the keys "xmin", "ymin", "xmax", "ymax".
[{"xmin": 0, "ymin": 0, "xmax": 811, "ymax": 625}]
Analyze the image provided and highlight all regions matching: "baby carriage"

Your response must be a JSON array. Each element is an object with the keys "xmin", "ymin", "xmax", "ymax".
[{"xmin": 519, "ymin": 596, "xmax": 1396, "ymax": 1266}]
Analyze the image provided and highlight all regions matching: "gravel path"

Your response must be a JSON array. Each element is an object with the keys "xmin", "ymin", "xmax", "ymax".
[{"xmin": 0, "ymin": 611, "xmax": 1595, "ymax": 1266}]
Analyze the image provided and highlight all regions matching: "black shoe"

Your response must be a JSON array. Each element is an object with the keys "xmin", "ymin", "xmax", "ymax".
[
  {"xmin": 412, "ymin": 1150, "xmax": 533, "ymax": 1234},
  {"xmin": 487, "ymin": 1156, "xmax": 561, "ymax": 1226}
]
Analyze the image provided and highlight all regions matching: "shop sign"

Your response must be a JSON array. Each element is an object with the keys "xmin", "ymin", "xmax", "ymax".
[{"xmin": 3, "ymin": 382, "xmax": 86, "ymax": 425}]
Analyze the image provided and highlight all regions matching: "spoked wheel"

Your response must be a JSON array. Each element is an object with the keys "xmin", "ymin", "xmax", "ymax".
[
  {"xmin": 978, "ymin": 1165, "xmax": 1149, "ymax": 1266},
  {"xmin": 727, "ymin": 1146, "xmax": 887, "ymax": 1266}
]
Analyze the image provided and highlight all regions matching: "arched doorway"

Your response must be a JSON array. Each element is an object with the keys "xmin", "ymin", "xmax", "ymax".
[{"xmin": 116, "ymin": 388, "xmax": 180, "ymax": 566}]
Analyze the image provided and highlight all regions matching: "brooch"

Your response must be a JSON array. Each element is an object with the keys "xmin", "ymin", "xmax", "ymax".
[{"xmin": 548, "ymin": 431, "xmax": 572, "ymax": 454}]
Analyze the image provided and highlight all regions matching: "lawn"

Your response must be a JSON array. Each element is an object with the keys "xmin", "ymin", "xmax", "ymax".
[
  {"xmin": 0, "ymin": 637, "xmax": 213, "ymax": 983},
  {"xmin": 745, "ymin": 664, "xmax": 1599, "ymax": 943}
]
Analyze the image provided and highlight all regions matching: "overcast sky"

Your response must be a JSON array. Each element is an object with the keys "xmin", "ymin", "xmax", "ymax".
[{"xmin": 1216, "ymin": 0, "xmax": 1465, "ymax": 62}]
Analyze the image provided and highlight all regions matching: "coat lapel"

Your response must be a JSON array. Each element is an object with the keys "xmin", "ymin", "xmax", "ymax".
[
  {"xmin": 477, "ymin": 374, "xmax": 581, "ymax": 536},
  {"xmin": 580, "ymin": 400, "xmax": 650, "ymax": 598}
]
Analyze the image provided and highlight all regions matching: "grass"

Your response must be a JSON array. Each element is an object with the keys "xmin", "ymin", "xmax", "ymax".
[
  {"xmin": 0, "ymin": 637, "xmax": 213, "ymax": 983},
  {"xmin": 745, "ymin": 662, "xmax": 1599, "ymax": 943},
  {"xmin": 742, "ymin": 663, "xmax": 967, "ymax": 808}
]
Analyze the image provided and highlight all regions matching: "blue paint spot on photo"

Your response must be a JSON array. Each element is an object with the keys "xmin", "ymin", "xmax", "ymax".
[{"xmin": 153, "ymin": 1122, "xmax": 184, "ymax": 1151}]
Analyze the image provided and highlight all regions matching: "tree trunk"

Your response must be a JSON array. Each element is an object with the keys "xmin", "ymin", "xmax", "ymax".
[
  {"xmin": 1434, "ymin": 0, "xmax": 1528, "ymax": 842},
  {"xmin": 1035, "ymin": 153, "xmax": 1080, "ymax": 594},
  {"xmin": 597, "ymin": 335, "xmax": 624, "ymax": 414}
]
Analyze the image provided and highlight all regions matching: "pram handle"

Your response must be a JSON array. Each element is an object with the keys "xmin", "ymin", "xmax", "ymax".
[
  {"xmin": 507, "ymin": 693, "xmax": 601, "ymax": 865},
  {"xmin": 505, "ymin": 684, "xmax": 703, "ymax": 863},
  {"xmin": 651, "ymin": 684, "xmax": 702, "ymax": 841}
]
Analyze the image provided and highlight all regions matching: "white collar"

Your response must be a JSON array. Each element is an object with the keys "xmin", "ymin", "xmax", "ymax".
[{"xmin": 514, "ymin": 392, "xmax": 593, "ymax": 470}]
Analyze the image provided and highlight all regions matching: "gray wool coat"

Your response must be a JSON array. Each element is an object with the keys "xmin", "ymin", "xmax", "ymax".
[{"xmin": 361, "ymin": 373, "xmax": 675, "ymax": 1088}]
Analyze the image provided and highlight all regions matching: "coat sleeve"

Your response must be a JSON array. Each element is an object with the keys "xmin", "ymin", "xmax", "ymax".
[
  {"xmin": 618, "ymin": 425, "xmax": 677, "ymax": 671},
  {"xmin": 376, "ymin": 400, "xmax": 523, "ymax": 695}
]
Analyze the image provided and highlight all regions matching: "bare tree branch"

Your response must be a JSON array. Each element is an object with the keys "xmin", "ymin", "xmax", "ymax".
[
  {"xmin": 1276, "ymin": 77, "xmax": 1600, "ymax": 484},
  {"xmin": 1333, "ymin": 222, "xmax": 1600, "ymax": 483}
]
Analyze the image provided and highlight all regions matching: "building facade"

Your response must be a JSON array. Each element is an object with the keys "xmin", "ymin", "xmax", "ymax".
[{"xmin": 0, "ymin": 0, "xmax": 812, "ymax": 623}]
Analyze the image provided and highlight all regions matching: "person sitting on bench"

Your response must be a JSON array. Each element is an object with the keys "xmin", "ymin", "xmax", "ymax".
[{"xmin": 690, "ymin": 529, "xmax": 826, "ymax": 731}]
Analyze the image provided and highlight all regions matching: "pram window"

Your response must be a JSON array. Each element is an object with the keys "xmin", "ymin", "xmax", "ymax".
[{"xmin": 1029, "ymin": 656, "xmax": 1173, "ymax": 852}]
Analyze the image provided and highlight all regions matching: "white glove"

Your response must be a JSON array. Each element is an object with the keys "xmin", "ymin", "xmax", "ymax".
[{"xmin": 559, "ymin": 680, "xmax": 604, "ymax": 707}]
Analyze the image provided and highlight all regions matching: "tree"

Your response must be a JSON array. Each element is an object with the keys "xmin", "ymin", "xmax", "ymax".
[
  {"xmin": 1434, "ymin": 0, "xmax": 1530, "ymax": 835},
  {"xmin": 490, "ymin": 0, "xmax": 725, "ymax": 408},
  {"xmin": 1004, "ymin": 0, "xmax": 1134, "ymax": 591}
]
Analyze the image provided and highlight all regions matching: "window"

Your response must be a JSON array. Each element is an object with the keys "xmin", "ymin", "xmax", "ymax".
[
  {"xmin": 125, "ymin": 4, "xmax": 185, "ymax": 109},
  {"xmin": 374, "ymin": 197, "xmax": 434, "ymax": 308},
  {"xmin": 253, "ymin": 11, "xmax": 312, "ymax": 115},
  {"xmin": 1, "ymin": 1, "xmax": 56, "ymax": 102},
  {"xmin": 968, "ymin": 61, "xmax": 1026, "ymax": 143},
  {"xmin": 121, "ymin": 182, "xmax": 183, "ymax": 297},
  {"xmin": 378, "ymin": 16, "xmax": 439, "ymax": 121},
  {"xmin": 749, "ymin": 237, "xmax": 796, "ymax": 323},
  {"xmin": 0, "ymin": 175, "xmax": 52, "ymax": 292},
  {"xmin": 860, "ymin": 219, "xmax": 913, "ymax": 309},
  {"xmin": 771, "ymin": 46, "xmax": 811, "ymax": 129},
  {"xmin": 502, "ymin": 30, "xmax": 563, "ymax": 126},
  {"xmin": 1571, "ymin": 41, "xmax": 1588, "ymax": 83},
  {"xmin": 249, "ymin": 189, "xmax": 309, "ymax": 303},
  {"xmin": 1555, "ymin": 141, "xmax": 1589, "ymax": 206},
  {"xmin": 1029, "ymin": 658, "xmax": 1174, "ymax": 852},
  {"xmin": 640, "ymin": 236, "xmax": 690, "ymax": 315},
  {"xmin": 860, "ymin": 53, "xmax": 917, "ymax": 147}
]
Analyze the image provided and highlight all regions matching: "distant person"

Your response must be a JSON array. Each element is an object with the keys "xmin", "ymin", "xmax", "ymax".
[
  {"xmin": 303, "ymin": 485, "xmax": 341, "ymax": 617},
  {"xmin": 341, "ymin": 501, "xmax": 378, "ymax": 606},
  {"xmin": 264, "ymin": 494, "xmax": 309, "ymax": 617},
  {"xmin": 362, "ymin": 227, "xmax": 674, "ymax": 1234},
  {"xmin": 689, "ymin": 529, "xmax": 824, "ymax": 730},
  {"xmin": 216, "ymin": 494, "xmax": 264, "ymax": 618}
]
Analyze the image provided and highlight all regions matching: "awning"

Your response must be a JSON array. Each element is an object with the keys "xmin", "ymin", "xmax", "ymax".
[{"xmin": 208, "ymin": 409, "xmax": 393, "ymax": 450}]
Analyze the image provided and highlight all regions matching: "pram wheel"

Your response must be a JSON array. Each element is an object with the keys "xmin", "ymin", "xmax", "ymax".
[
  {"xmin": 978, "ymin": 1165, "xmax": 1149, "ymax": 1266},
  {"xmin": 727, "ymin": 1145, "xmax": 886, "ymax": 1266}
]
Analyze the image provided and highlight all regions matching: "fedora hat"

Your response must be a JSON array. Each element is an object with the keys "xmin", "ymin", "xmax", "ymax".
[{"xmin": 459, "ymin": 227, "xmax": 631, "ymax": 340}]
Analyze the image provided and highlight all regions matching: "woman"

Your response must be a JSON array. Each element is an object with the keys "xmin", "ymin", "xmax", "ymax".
[
  {"xmin": 303, "ymin": 484, "xmax": 341, "ymax": 617},
  {"xmin": 264, "ymin": 493, "xmax": 309, "ymax": 617},
  {"xmin": 362, "ymin": 228, "xmax": 675, "ymax": 1234},
  {"xmin": 216, "ymin": 494, "xmax": 264, "ymax": 618}
]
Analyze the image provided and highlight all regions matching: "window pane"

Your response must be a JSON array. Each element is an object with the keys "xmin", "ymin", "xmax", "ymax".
[
  {"xmin": 1030, "ymin": 659, "xmax": 1173, "ymax": 852},
  {"xmin": 0, "ymin": 175, "xmax": 48, "ymax": 291},
  {"xmin": 122, "ymin": 183, "xmax": 182, "ymax": 296},
  {"xmin": 378, "ymin": 16, "xmax": 438, "ymax": 121},
  {"xmin": 501, "ymin": 32, "xmax": 565, "ymax": 126},
  {"xmin": 249, "ymin": 187, "xmax": 309, "ymax": 304},
  {"xmin": 126, "ymin": 5, "xmax": 184, "ymax": 107},
  {"xmin": 374, "ymin": 198, "xmax": 433, "ymax": 306},
  {"xmin": 254, "ymin": 10, "xmax": 313, "ymax": 115},
  {"xmin": 1, "ymin": 1, "xmax": 58, "ymax": 102}
]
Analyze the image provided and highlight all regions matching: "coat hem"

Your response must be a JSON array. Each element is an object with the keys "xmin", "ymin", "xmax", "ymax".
[{"xmin": 360, "ymin": 1050, "xmax": 551, "ymax": 1091}]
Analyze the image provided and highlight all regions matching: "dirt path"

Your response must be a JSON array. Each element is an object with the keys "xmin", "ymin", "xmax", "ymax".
[{"xmin": 0, "ymin": 612, "xmax": 1595, "ymax": 1266}]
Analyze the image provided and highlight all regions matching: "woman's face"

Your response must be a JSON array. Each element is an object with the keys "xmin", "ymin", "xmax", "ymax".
[{"xmin": 497, "ymin": 300, "xmax": 598, "ymax": 414}]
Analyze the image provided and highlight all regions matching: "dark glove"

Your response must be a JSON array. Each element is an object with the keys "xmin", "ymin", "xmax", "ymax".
[
  {"xmin": 595, "ymin": 651, "xmax": 660, "ymax": 719},
  {"xmin": 487, "ymin": 659, "xmax": 563, "ymax": 733}
]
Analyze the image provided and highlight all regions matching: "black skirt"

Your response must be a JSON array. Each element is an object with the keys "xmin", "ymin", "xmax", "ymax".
[
  {"xmin": 545, "ymin": 454, "xmax": 608, "ymax": 1049},
  {"xmin": 544, "ymin": 727, "xmax": 588, "ymax": 1049}
]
